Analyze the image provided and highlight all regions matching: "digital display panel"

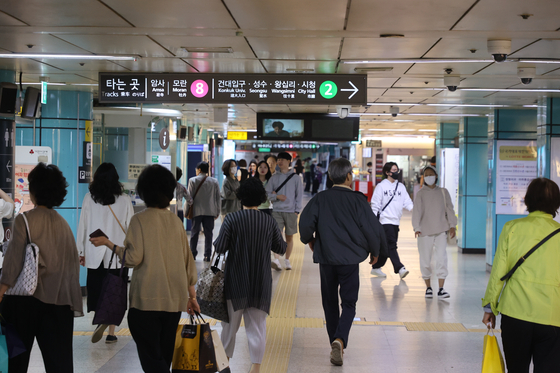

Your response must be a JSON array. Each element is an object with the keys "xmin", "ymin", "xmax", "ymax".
[
  {"xmin": 263, "ymin": 119, "xmax": 304, "ymax": 139},
  {"xmin": 310, "ymin": 118, "xmax": 358, "ymax": 141},
  {"xmin": 98, "ymin": 73, "xmax": 367, "ymax": 105}
]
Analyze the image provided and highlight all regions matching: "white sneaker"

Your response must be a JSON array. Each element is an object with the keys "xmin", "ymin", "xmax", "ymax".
[
  {"xmin": 284, "ymin": 259, "xmax": 292, "ymax": 270},
  {"xmin": 271, "ymin": 258, "xmax": 282, "ymax": 271},
  {"xmin": 399, "ymin": 267, "xmax": 410, "ymax": 279},
  {"xmin": 370, "ymin": 268, "xmax": 387, "ymax": 277}
]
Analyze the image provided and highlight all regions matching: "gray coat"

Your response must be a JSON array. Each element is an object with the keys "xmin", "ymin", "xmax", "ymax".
[
  {"xmin": 221, "ymin": 176, "xmax": 241, "ymax": 214},
  {"xmin": 187, "ymin": 175, "xmax": 221, "ymax": 218}
]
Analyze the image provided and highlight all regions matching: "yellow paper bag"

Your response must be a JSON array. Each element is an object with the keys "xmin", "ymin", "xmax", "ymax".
[{"xmin": 482, "ymin": 330, "xmax": 505, "ymax": 373}]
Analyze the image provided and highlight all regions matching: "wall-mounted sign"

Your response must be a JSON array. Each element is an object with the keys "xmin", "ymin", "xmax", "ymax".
[
  {"xmin": 98, "ymin": 73, "xmax": 367, "ymax": 105},
  {"xmin": 238, "ymin": 142, "xmax": 321, "ymax": 152},
  {"xmin": 41, "ymin": 81, "xmax": 47, "ymax": 104},
  {"xmin": 78, "ymin": 166, "xmax": 92, "ymax": 184},
  {"xmin": 365, "ymin": 140, "xmax": 382, "ymax": 148},
  {"xmin": 85, "ymin": 120, "xmax": 92, "ymax": 142},
  {"xmin": 159, "ymin": 128, "xmax": 170, "ymax": 150},
  {"xmin": 152, "ymin": 155, "xmax": 171, "ymax": 171},
  {"xmin": 128, "ymin": 164, "xmax": 148, "ymax": 180},
  {"xmin": 227, "ymin": 131, "xmax": 248, "ymax": 140}
]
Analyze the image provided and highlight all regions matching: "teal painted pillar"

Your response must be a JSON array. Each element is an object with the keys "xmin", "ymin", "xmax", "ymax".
[
  {"xmin": 486, "ymin": 109, "xmax": 537, "ymax": 268},
  {"xmin": 457, "ymin": 117, "xmax": 488, "ymax": 253},
  {"xmin": 536, "ymin": 97, "xmax": 560, "ymax": 178},
  {"xmin": 18, "ymin": 90, "xmax": 93, "ymax": 286},
  {"xmin": 435, "ymin": 122, "xmax": 459, "ymax": 173}
]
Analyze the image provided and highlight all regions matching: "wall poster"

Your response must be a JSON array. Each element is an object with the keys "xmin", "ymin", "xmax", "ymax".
[{"xmin": 496, "ymin": 140, "xmax": 537, "ymax": 215}]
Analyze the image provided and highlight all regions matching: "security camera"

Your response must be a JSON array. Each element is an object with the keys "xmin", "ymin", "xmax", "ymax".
[
  {"xmin": 487, "ymin": 40, "xmax": 511, "ymax": 63},
  {"xmin": 390, "ymin": 106, "xmax": 399, "ymax": 117},
  {"xmin": 517, "ymin": 67, "xmax": 536, "ymax": 85},
  {"xmin": 336, "ymin": 105, "xmax": 352, "ymax": 119},
  {"xmin": 443, "ymin": 75, "xmax": 461, "ymax": 92}
]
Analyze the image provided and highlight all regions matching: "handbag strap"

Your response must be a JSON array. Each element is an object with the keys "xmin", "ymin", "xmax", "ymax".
[
  {"xmin": 21, "ymin": 213, "xmax": 32, "ymax": 244},
  {"xmin": 441, "ymin": 188, "xmax": 449, "ymax": 219},
  {"xmin": 380, "ymin": 181, "xmax": 399, "ymax": 214},
  {"xmin": 108, "ymin": 205, "xmax": 126, "ymax": 234},
  {"xmin": 191, "ymin": 176, "xmax": 208, "ymax": 202},
  {"xmin": 107, "ymin": 246, "xmax": 127, "ymax": 276},
  {"xmin": 500, "ymin": 227, "xmax": 560, "ymax": 281},
  {"xmin": 274, "ymin": 172, "xmax": 296, "ymax": 194}
]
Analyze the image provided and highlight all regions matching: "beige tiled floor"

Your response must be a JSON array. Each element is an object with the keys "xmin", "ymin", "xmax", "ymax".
[{"xmin": 25, "ymin": 197, "xmax": 513, "ymax": 373}]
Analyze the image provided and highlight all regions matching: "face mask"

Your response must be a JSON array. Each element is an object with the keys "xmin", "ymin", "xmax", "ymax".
[
  {"xmin": 230, "ymin": 167, "xmax": 237, "ymax": 174},
  {"xmin": 389, "ymin": 171, "xmax": 400, "ymax": 179},
  {"xmin": 424, "ymin": 176, "xmax": 436, "ymax": 186}
]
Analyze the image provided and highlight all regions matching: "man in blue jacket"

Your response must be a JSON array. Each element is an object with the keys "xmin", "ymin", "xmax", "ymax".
[{"xmin": 299, "ymin": 158, "xmax": 387, "ymax": 366}]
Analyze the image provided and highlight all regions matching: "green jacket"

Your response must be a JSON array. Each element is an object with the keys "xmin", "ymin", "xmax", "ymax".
[{"xmin": 482, "ymin": 211, "xmax": 560, "ymax": 327}]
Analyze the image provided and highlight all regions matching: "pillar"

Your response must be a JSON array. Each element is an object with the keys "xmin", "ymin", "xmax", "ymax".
[
  {"xmin": 486, "ymin": 109, "xmax": 537, "ymax": 268},
  {"xmin": 16, "ymin": 90, "xmax": 93, "ymax": 286},
  {"xmin": 536, "ymin": 97, "xmax": 560, "ymax": 178},
  {"xmin": 0, "ymin": 70, "xmax": 15, "ymax": 244},
  {"xmin": 435, "ymin": 122, "xmax": 459, "ymax": 172},
  {"xmin": 457, "ymin": 117, "xmax": 488, "ymax": 253}
]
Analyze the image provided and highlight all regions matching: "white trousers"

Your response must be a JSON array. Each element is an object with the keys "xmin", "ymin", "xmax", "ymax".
[
  {"xmin": 220, "ymin": 300, "xmax": 267, "ymax": 364},
  {"xmin": 417, "ymin": 232, "xmax": 448, "ymax": 280}
]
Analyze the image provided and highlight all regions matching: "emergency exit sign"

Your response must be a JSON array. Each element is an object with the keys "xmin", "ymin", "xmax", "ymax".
[{"xmin": 41, "ymin": 81, "xmax": 47, "ymax": 104}]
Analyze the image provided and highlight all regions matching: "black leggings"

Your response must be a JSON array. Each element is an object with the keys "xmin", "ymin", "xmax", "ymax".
[{"xmin": 371, "ymin": 224, "xmax": 404, "ymax": 273}]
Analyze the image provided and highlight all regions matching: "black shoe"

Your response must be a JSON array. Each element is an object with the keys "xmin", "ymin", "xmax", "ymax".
[
  {"xmin": 192, "ymin": 252, "xmax": 198, "ymax": 260},
  {"xmin": 203, "ymin": 256, "xmax": 211, "ymax": 262},
  {"xmin": 92, "ymin": 324, "xmax": 108, "ymax": 343},
  {"xmin": 105, "ymin": 335, "xmax": 118, "ymax": 344}
]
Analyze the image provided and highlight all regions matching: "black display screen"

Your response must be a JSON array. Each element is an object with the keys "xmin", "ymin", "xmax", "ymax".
[{"xmin": 311, "ymin": 118, "xmax": 358, "ymax": 140}]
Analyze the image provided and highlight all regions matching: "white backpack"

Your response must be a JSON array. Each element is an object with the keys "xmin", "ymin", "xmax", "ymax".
[{"xmin": 4, "ymin": 213, "xmax": 40, "ymax": 296}]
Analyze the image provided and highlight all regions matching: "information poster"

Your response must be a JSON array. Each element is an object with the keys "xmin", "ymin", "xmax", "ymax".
[
  {"xmin": 14, "ymin": 164, "xmax": 34, "ymax": 215},
  {"xmin": 440, "ymin": 148, "xmax": 459, "ymax": 211},
  {"xmin": 496, "ymin": 140, "xmax": 537, "ymax": 215}
]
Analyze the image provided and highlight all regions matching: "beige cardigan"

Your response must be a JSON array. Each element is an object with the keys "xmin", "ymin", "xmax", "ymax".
[
  {"xmin": 1, "ymin": 208, "xmax": 83, "ymax": 316},
  {"xmin": 115, "ymin": 208, "xmax": 197, "ymax": 312}
]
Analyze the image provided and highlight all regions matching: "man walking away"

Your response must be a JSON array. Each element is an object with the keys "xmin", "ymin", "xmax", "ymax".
[
  {"xmin": 175, "ymin": 167, "xmax": 191, "ymax": 223},
  {"xmin": 266, "ymin": 152, "xmax": 303, "ymax": 270},
  {"xmin": 187, "ymin": 161, "xmax": 221, "ymax": 261},
  {"xmin": 299, "ymin": 158, "xmax": 387, "ymax": 366}
]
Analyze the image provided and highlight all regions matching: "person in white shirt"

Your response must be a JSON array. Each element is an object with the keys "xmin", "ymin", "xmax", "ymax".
[
  {"xmin": 77, "ymin": 163, "xmax": 134, "ymax": 344},
  {"xmin": 0, "ymin": 188, "xmax": 14, "ymax": 244},
  {"xmin": 412, "ymin": 166, "xmax": 457, "ymax": 299},
  {"xmin": 370, "ymin": 162, "xmax": 413, "ymax": 278}
]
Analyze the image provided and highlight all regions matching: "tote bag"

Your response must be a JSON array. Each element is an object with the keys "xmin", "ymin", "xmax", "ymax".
[
  {"xmin": 92, "ymin": 250, "xmax": 128, "ymax": 326},
  {"xmin": 481, "ymin": 328, "xmax": 505, "ymax": 373},
  {"xmin": 196, "ymin": 253, "xmax": 228, "ymax": 322},
  {"xmin": 172, "ymin": 313, "xmax": 217, "ymax": 373},
  {"xmin": 4, "ymin": 213, "xmax": 39, "ymax": 296}
]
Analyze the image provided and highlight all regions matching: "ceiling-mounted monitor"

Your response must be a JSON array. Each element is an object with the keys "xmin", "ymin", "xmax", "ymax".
[{"xmin": 257, "ymin": 113, "xmax": 360, "ymax": 141}]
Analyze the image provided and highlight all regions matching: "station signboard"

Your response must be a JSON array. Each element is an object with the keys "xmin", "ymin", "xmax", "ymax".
[{"xmin": 98, "ymin": 73, "xmax": 367, "ymax": 105}]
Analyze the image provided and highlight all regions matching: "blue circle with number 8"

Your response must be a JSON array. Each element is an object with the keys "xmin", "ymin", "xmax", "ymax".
[{"xmin": 320, "ymin": 81, "xmax": 338, "ymax": 99}]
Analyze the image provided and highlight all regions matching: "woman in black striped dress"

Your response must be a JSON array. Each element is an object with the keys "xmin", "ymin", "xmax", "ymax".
[{"xmin": 214, "ymin": 177, "xmax": 287, "ymax": 373}]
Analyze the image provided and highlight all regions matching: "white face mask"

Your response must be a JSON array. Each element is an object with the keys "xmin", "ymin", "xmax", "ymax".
[
  {"xmin": 424, "ymin": 176, "xmax": 436, "ymax": 186},
  {"xmin": 230, "ymin": 167, "xmax": 237, "ymax": 175}
]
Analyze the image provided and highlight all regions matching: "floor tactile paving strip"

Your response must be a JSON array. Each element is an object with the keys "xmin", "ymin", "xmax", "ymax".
[{"xmin": 404, "ymin": 322, "xmax": 469, "ymax": 332}]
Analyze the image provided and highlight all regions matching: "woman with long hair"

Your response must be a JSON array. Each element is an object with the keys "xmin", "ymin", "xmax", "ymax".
[
  {"xmin": 77, "ymin": 162, "xmax": 134, "ymax": 343},
  {"xmin": 221, "ymin": 159, "xmax": 241, "ymax": 219},
  {"xmin": 249, "ymin": 159, "xmax": 258, "ymax": 178},
  {"xmin": 255, "ymin": 160, "xmax": 272, "ymax": 215}
]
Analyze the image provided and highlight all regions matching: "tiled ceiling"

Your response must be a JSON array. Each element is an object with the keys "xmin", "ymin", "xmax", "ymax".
[{"xmin": 0, "ymin": 0, "xmax": 559, "ymax": 136}]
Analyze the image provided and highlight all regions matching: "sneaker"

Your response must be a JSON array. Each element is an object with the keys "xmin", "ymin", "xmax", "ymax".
[
  {"xmin": 398, "ymin": 267, "xmax": 410, "ymax": 279},
  {"xmin": 425, "ymin": 287, "xmax": 433, "ymax": 298},
  {"xmin": 370, "ymin": 268, "xmax": 387, "ymax": 277},
  {"xmin": 271, "ymin": 258, "xmax": 282, "ymax": 271},
  {"xmin": 284, "ymin": 259, "xmax": 292, "ymax": 270},
  {"xmin": 437, "ymin": 288, "xmax": 450, "ymax": 299},
  {"xmin": 330, "ymin": 338, "xmax": 344, "ymax": 366},
  {"xmin": 105, "ymin": 335, "xmax": 118, "ymax": 344},
  {"xmin": 92, "ymin": 324, "xmax": 108, "ymax": 343}
]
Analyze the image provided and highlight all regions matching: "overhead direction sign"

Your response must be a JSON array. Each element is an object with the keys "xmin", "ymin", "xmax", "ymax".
[
  {"xmin": 98, "ymin": 73, "xmax": 367, "ymax": 105},
  {"xmin": 227, "ymin": 131, "xmax": 248, "ymax": 140}
]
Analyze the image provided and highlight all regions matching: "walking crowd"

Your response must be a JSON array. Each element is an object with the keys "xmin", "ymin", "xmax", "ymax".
[{"xmin": 0, "ymin": 154, "xmax": 557, "ymax": 373}]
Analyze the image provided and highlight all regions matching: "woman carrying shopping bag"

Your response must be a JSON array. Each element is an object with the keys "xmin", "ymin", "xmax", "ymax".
[
  {"xmin": 213, "ymin": 178, "xmax": 286, "ymax": 373},
  {"xmin": 411, "ymin": 166, "xmax": 457, "ymax": 299},
  {"xmin": 482, "ymin": 178, "xmax": 560, "ymax": 373},
  {"xmin": 77, "ymin": 162, "xmax": 134, "ymax": 343},
  {"xmin": 0, "ymin": 163, "xmax": 83, "ymax": 373},
  {"xmin": 90, "ymin": 165, "xmax": 200, "ymax": 373}
]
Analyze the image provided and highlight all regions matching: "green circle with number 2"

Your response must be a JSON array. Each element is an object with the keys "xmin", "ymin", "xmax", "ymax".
[{"xmin": 320, "ymin": 81, "xmax": 338, "ymax": 99}]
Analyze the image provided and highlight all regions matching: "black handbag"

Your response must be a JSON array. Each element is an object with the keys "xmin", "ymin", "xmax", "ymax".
[
  {"xmin": 92, "ymin": 250, "xmax": 128, "ymax": 326},
  {"xmin": 196, "ymin": 254, "xmax": 228, "ymax": 322}
]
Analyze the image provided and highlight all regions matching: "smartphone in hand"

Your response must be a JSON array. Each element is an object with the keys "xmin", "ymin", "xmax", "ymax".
[{"xmin": 89, "ymin": 229, "xmax": 108, "ymax": 239}]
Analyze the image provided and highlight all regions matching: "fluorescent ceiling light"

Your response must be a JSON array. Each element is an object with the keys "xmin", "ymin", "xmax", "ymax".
[
  {"xmin": 104, "ymin": 106, "xmax": 183, "ymax": 116},
  {"xmin": 392, "ymin": 120, "xmax": 413, "ymax": 122},
  {"xmin": 359, "ymin": 112, "xmax": 484, "ymax": 117},
  {"xmin": 354, "ymin": 67, "xmax": 393, "ymax": 73},
  {"xmin": 461, "ymin": 88, "xmax": 560, "ymax": 93},
  {"xmin": 183, "ymin": 47, "xmax": 233, "ymax": 54},
  {"xmin": 22, "ymin": 82, "xmax": 66, "ymax": 86},
  {"xmin": 419, "ymin": 129, "xmax": 437, "ymax": 132},
  {"xmin": 345, "ymin": 59, "xmax": 494, "ymax": 64},
  {"xmin": 286, "ymin": 68, "xmax": 314, "ymax": 73},
  {"xmin": 72, "ymin": 83, "xmax": 98, "ymax": 86},
  {"xmin": 368, "ymin": 128, "xmax": 411, "ymax": 131},
  {"xmin": 0, "ymin": 53, "xmax": 138, "ymax": 60},
  {"xmin": 367, "ymin": 102, "xmax": 539, "ymax": 108}
]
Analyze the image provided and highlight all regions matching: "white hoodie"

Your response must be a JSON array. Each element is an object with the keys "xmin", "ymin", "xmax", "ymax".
[{"xmin": 371, "ymin": 179, "xmax": 413, "ymax": 226}]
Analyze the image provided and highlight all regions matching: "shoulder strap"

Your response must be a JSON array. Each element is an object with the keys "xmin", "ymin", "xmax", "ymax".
[
  {"xmin": 441, "ymin": 188, "xmax": 448, "ymax": 218},
  {"xmin": 191, "ymin": 176, "xmax": 208, "ymax": 201},
  {"xmin": 21, "ymin": 212, "xmax": 32, "ymax": 244},
  {"xmin": 108, "ymin": 205, "xmax": 126, "ymax": 234},
  {"xmin": 274, "ymin": 173, "xmax": 297, "ymax": 194},
  {"xmin": 380, "ymin": 181, "xmax": 399, "ymax": 213},
  {"xmin": 500, "ymin": 227, "xmax": 560, "ymax": 281}
]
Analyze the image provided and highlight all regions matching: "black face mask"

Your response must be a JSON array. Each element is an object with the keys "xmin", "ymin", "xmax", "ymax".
[{"xmin": 388, "ymin": 171, "xmax": 400, "ymax": 179}]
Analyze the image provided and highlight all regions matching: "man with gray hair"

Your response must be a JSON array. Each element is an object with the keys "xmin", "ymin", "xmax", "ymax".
[{"xmin": 299, "ymin": 158, "xmax": 387, "ymax": 366}]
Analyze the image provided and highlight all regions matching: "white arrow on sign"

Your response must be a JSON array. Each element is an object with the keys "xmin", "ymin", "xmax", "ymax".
[
  {"xmin": 340, "ymin": 81, "xmax": 359, "ymax": 99},
  {"xmin": 6, "ymin": 160, "xmax": 11, "ymax": 173}
]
